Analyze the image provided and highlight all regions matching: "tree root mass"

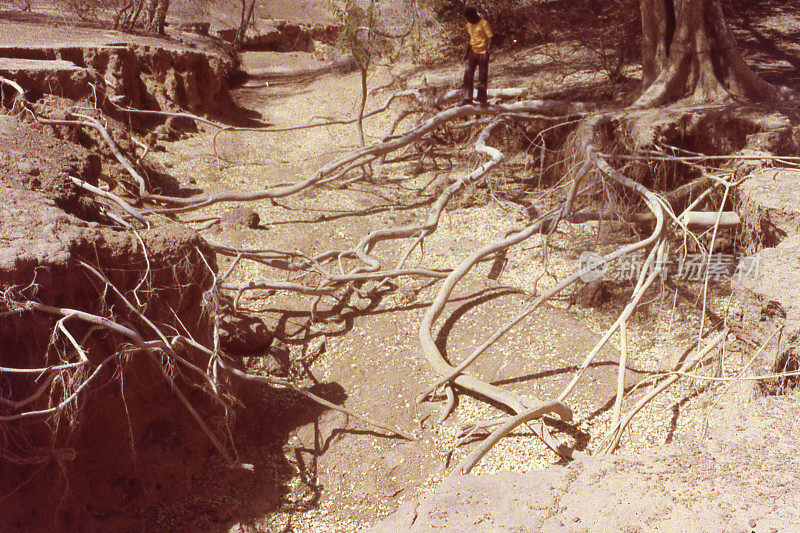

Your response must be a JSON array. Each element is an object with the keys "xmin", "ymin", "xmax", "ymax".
[{"xmin": 2, "ymin": 18, "xmax": 799, "ymax": 529}]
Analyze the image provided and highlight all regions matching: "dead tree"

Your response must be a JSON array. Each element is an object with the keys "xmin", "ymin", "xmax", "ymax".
[{"xmin": 636, "ymin": 0, "xmax": 784, "ymax": 106}]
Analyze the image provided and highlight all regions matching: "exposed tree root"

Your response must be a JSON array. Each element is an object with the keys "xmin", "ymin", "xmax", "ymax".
[
  {"xmin": 455, "ymin": 399, "xmax": 575, "ymax": 475},
  {"xmin": 149, "ymin": 100, "xmax": 585, "ymax": 213},
  {"xmin": 4, "ymin": 68, "xmax": 778, "ymax": 486},
  {"xmin": 597, "ymin": 327, "xmax": 730, "ymax": 455}
]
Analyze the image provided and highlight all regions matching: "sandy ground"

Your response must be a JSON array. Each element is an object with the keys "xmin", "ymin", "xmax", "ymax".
[
  {"xmin": 372, "ymin": 391, "xmax": 800, "ymax": 532},
  {"xmin": 5, "ymin": 1, "xmax": 797, "ymax": 529},
  {"xmin": 141, "ymin": 45, "xmax": 747, "ymax": 531}
]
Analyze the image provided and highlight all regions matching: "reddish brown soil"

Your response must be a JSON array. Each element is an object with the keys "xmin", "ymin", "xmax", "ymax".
[
  {"xmin": 0, "ymin": 117, "xmax": 223, "ymax": 532},
  {"xmin": 2, "ymin": 1, "xmax": 800, "ymax": 532}
]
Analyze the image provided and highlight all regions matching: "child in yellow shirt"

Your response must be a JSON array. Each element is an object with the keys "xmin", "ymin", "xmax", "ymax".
[{"xmin": 459, "ymin": 7, "xmax": 493, "ymax": 106}]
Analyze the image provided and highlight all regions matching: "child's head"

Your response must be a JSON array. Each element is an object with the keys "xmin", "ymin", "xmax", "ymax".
[{"xmin": 464, "ymin": 7, "xmax": 480, "ymax": 24}]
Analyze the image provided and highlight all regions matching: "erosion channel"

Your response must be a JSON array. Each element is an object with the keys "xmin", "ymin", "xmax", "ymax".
[{"xmin": 2, "ymin": 3, "xmax": 800, "ymax": 532}]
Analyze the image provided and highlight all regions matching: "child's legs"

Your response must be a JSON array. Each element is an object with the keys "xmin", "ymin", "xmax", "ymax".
[
  {"xmin": 462, "ymin": 53, "xmax": 479, "ymax": 100},
  {"xmin": 476, "ymin": 54, "xmax": 489, "ymax": 102}
]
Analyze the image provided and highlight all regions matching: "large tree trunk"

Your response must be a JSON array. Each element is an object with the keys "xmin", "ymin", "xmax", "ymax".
[{"xmin": 636, "ymin": 0, "xmax": 781, "ymax": 107}]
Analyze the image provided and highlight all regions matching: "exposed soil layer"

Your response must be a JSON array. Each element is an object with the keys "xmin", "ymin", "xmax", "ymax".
[
  {"xmin": 738, "ymin": 168, "xmax": 800, "ymax": 251},
  {"xmin": 734, "ymin": 167, "xmax": 800, "ymax": 389},
  {"xmin": 0, "ymin": 43, "xmax": 236, "ymax": 118},
  {"xmin": 0, "ymin": 117, "xmax": 222, "ymax": 531},
  {"xmin": 624, "ymin": 104, "xmax": 800, "ymax": 155}
]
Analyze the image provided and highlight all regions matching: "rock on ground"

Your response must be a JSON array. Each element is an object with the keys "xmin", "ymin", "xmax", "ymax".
[{"xmin": 220, "ymin": 206, "xmax": 261, "ymax": 229}]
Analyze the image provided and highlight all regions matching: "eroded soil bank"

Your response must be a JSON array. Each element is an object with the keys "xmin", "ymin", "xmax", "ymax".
[
  {"xmin": 2, "ymin": 7, "xmax": 800, "ymax": 532},
  {"xmin": 0, "ymin": 117, "xmax": 220, "ymax": 531}
]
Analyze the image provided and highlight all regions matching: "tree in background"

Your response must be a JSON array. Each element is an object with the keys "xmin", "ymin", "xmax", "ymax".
[
  {"xmin": 143, "ymin": 0, "xmax": 169, "ymax": 34},
  {"xmin": 109, "ymin": 0, "xmax": 170, "ymax": 33},
  {"xmin": 425, "ymin": 0, "xmax": 787, "ymax": 105},
  {"xmin": 329, "ymin": 0, "xmax": 389, "ymax": 146},
  {"xmin": 233, "ymin": 0, "xmax": 256, "ymax": 50},
  {"xmin": 111, "ymin": 0, "xmax": 147, "ymax": 30},
  {"xmin": 66, "ymin": 0, "xmax": 169, "ymax": 33}
]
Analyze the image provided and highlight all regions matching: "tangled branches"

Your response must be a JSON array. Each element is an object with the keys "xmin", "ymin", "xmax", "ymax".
[
  {"xmin": 1, "ymin": 71, "xmax": 758, "ymax": 479},
  {"xmin": 0, "ymin": 258, "xmax": 412, "ymax": 470}
]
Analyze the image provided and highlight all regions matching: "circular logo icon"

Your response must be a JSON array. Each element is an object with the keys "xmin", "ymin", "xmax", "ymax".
[{"xmin": 578, "ymin": 251, "xmax": 606, "ymax": 282}]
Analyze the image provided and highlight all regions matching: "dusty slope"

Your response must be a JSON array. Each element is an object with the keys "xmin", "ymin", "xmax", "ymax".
[
  {"xmin": 372, "ymin": 392, "xmax": 800, "ymax": 532},
  {"xmin": 0, "ymin": 116, "xmax": 221, "ymax": 532}
]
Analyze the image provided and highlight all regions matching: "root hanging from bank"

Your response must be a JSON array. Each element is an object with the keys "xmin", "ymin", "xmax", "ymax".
[{"xmin": 4, "ymin": 71, "xmax": 784, "ymax": 481}]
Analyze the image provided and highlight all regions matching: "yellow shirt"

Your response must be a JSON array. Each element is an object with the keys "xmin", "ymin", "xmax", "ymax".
[{"xmin": 467, "ymin": 18, "xmax": 493, "ymax": 54}]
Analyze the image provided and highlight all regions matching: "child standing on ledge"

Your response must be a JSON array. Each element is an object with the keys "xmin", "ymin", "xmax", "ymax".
[{"xmin": 459, "ymin": 7, "xmax": 493, "ymax": 106}]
